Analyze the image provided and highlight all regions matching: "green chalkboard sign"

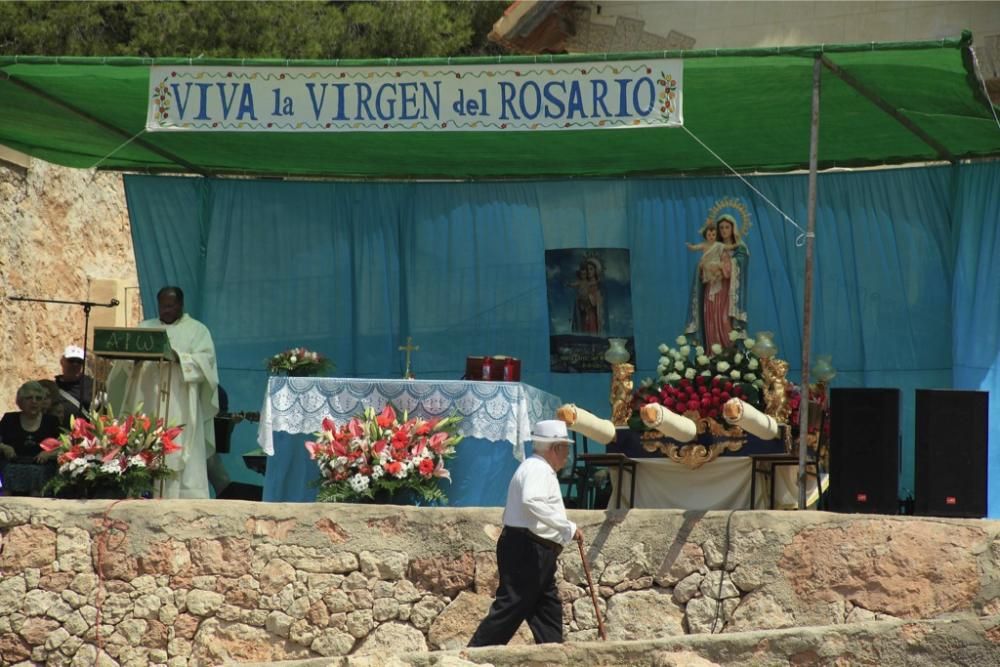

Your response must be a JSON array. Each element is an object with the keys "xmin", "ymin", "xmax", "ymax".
[{"xmin": 93, "ymin": 327, "xmax": 172, "ymax": 360}]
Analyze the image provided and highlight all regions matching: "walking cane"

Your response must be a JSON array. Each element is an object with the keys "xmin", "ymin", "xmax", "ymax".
[{"xmin": 577, "ymin": 539, "xmax": 608, "ymax": 641}]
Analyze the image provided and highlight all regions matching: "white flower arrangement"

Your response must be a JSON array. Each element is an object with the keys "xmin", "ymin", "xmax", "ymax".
[{"xmin": 637, "ymin": 332, "xmax": 770, "ymax": 428}]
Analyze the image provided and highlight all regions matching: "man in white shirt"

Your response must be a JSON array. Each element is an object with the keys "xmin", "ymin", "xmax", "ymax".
[{"xmin": 468, "ymin": 420, "xmax": 583, "ymax": 646}]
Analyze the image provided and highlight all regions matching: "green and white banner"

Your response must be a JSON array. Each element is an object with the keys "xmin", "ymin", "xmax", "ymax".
[{"xmin": 146, "ymin": 60, "xmax": 682, "ymax": 132}]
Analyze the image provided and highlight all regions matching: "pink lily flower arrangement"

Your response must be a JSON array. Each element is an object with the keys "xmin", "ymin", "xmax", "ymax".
[
  {"xmin": 305, "ymin": 405, "xmax": 462, "ymax": 504},
  {"xmin": 39, "ymin": 407, "xmax": 182, "ymax": 498}
]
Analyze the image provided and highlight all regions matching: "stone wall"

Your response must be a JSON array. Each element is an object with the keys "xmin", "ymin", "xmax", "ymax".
[
  {"xmin": 1, "ymin": 499, "xmax": 1000, "ymax": 666},
  {"xmin": 0, "ymin": 161, "xmax": 136, "ymax": 413}
]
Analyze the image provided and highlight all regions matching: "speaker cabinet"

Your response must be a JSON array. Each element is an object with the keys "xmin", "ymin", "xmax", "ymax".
[
  {"xmin": 914, "ymin": 389, "xmax": 988, "ymax": 518},
  {"xmin": 829, "ymin": 388, "xmax": 901, "ymax": 514}
]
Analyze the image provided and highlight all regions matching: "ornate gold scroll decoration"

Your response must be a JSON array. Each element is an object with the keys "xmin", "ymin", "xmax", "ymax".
[
  {"xmin": 640, "ymin": 411, "xmax": 745, "ymax": 469},
  {"xmin": 610, "ymin": 362, "xmax": 635, "ymax": 426}
]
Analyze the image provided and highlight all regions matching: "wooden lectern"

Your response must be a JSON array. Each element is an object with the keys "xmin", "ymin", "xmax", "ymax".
[{"xmin": 93, "ymin": 327, "xmax": 175, "ymax": 497}]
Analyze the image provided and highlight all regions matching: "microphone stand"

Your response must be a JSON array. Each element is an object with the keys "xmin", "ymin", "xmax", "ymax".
[{"xmin": 8, "ymin": 294, "xmax": 119, "ymax": 380}]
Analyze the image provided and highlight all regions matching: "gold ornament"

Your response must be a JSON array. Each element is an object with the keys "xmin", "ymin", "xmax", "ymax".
[
  {"xmin": 760, "ymin": 356, "xmax": 792, "ymax": 424},
  {"xmin": 639, "ymin": 410, "xmax": 745, "ymax": 469},
  {"xmin": 609, "ymin": 363, "xmax": 635, "ymax": 426}
]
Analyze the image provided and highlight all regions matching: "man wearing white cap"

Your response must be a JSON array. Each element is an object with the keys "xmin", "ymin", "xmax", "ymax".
[
  {"xmin": 54, "ymin": 345, "xmax": 93, "ymax": 425},
  {"xmin": 468, "ymin": 419, "xmax": 583, "ymax": 646}
]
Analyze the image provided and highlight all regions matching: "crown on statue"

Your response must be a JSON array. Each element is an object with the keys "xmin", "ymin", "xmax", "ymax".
[{"xmin": 700, "ymin": 196, "xmax": 752, "ymax": 239}]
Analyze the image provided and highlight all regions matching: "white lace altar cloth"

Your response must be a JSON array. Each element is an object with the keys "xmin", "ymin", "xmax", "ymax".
[{"xmin": 258, "ymin": 377, "xmax": 562, "ymax": 460}]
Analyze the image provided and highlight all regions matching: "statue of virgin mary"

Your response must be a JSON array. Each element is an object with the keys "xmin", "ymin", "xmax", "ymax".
[{"xmin": 685, "ymin": 202, "xmax": 750, "ymax": 349}]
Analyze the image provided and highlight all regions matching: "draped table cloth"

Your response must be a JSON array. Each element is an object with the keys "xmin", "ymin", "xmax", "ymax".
[
  {"xmin": 258, "ymin": 377, "xmax": 562, "ymax": 505},
  {"xmin": 597, "ymin": 430, "xmax": 826, "ymax": 510}
]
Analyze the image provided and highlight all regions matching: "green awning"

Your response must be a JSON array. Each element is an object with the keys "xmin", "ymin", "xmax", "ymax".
[{"xmin": 1, "ymin": 32, "xmax": 998, "ymax": 179}]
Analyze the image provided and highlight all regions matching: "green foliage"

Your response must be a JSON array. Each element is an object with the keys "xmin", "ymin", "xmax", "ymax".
[
  {"xmin": 44, "ymin": 464, "xmax": 161, "ymax": 499},
  {"xmin": 0, "ymin": 1, "xmax": 507, "ymax": 58}
]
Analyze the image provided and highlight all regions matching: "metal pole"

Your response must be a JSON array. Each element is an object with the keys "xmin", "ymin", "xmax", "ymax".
[{"xmin": 798, "ymin": 56, "xmax": 822, "ymax": 509}]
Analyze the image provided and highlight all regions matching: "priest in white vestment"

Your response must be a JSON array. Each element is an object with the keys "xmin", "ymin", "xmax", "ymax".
[{"xmin": 108, "ymin": 286, "xmax": 219, "ymax": 498}]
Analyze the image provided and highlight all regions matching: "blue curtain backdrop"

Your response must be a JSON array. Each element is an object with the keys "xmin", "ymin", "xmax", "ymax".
[
  {"xmin": 123, "ymin": 161, "xmax": 998, "ymax": 513},
  {"xmin": 951, "ymin": 163, "xmax": 1000, "ymax": 516}
]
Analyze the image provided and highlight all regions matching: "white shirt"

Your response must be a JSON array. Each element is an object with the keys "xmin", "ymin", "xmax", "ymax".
[{"xmin": 502, "ymin": 454, "xmax": 577, "ymax": 545}]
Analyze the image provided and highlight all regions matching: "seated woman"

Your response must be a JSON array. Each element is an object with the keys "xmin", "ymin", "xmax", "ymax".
[{"xmin": 0, "ymin": 381, "xmax": 62, "ymax": 496}]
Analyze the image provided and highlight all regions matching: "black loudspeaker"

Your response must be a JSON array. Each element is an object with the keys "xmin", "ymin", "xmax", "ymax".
[
  {"xmin": 828, "ymin": 388, "xmax": 901, "ymax": 514},
  {"xmin": 914, "ymin": 389, "xmax": 988, "ymax": 518}
]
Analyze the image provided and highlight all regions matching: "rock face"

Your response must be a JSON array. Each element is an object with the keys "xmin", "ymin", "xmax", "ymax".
[
  {"xmin": 1, "ymin": 500, "xmax": 1000, "ymax": 666},
  {"xmin": 0, "ymin": 161, "xmax": 137, "ymax": 410},
  {"xmin": 780, "ymin": 519, "xmax": 986, "ymax": 619}
]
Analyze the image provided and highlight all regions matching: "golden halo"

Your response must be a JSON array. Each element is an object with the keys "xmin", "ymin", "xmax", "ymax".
[{"xmin": 702, "ymin": 197, "xmax": 751, "ymax": 240}]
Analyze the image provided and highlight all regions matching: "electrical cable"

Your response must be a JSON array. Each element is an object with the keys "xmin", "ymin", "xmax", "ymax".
[{"xmin": 710, "ymin": 508, "xmax": 738, "ymax": 634}]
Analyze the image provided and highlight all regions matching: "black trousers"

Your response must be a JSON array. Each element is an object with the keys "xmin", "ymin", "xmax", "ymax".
[{"xmin": 468, "ymin": 527, "xmax": 563, "ymax": 646}]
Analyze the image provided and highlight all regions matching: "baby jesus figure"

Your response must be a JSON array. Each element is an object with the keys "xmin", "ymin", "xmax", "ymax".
[{"xmin": 687, "ymin": 227, "xmax": 737, "ymax": 284}]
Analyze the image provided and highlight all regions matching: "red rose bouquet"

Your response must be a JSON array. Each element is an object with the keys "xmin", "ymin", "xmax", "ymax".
[
  {"xmin": 631, "ymin": 333, "xmax": 766, "ymax": 430},
  {"xmin": 787, "ymin": 384, "xmax": 830, "ymax": 437},
  {"xmin": 305, "ymin": 405, "xmax": 462, "ymax": 504}
]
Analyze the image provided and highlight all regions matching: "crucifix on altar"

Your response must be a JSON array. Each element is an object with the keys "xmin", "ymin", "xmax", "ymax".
[{"xmin": 399, "ymin": 336, "xmax": 419, "ymax": 379}]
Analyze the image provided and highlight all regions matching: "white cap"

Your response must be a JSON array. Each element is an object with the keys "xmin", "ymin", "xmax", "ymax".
[
  {"xmin": 63, "ymin": 345, "xmax": 85, "ymax": 360},
  {"xmin": 530, "ymin": 419, "xmax": 574, "ymax": 444}
]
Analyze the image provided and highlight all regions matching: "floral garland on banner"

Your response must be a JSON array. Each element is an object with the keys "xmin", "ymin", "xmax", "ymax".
[
  {"xmin": 631, "ymin": 331, "xmax": 766, "ymax": 430},
  {"xmin": 40, "ymin": 408, "xmax": 182, "ymax": 498},
  {"xmin": 305, "ymin": 405, "xmax": 462, "ymax": 504}
]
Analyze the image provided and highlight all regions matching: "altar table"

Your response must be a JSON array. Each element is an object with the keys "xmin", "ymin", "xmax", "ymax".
[{"xmin": 258, "ymin": 377, "xmax": 561, "ymax": 505}]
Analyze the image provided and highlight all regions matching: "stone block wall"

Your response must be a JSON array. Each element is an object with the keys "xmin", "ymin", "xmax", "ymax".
[
  {"xmin": 0, "ymin": 161, "xmax": 137, "ymax": 413},
  {"xmin": 1, "ymin": 499, "xmax": 999, "ymax": 666}
]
